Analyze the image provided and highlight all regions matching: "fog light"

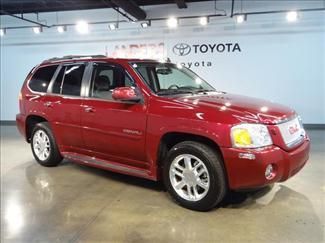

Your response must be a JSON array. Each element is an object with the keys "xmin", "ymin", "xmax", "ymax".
[{"xmin": 265, "ymin": 164, "xmax": 275, "ymax": 180}]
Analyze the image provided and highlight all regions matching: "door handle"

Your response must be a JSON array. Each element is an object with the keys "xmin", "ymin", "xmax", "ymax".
[
  {"xmin": 44, "ymin": 102, "xmax": 53, "ymax": 107},
  {"xmin": 44, "ymin": 101, "xmax": 61, "ymax": 107},
  {"xmin": 25, "ymin": 94, "xmax": 37, "ymax": 99},
  {"xmin": 84, "ymin": 107, "xmax": 95, "ymax": 113}
]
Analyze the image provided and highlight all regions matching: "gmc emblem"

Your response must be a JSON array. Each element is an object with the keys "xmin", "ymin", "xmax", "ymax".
[{"xmin": 289, "ymin": 124, "xmax": 299, "ymax": 135}]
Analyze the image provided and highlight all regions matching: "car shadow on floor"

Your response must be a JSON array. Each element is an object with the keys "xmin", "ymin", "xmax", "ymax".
[
  {"xmin": 22, "ymin": 160, "xmax": 322, "ymax": 212},
  {"xmin": 68, "ymin": 160, "xmax": 276, "ymax": 206},
  {"xmin": 43, "ymin": 160, "xmax": 294, "ymax": 209},
  {"xmin": 24, "ymin": 159, "xmax": 272, "ymax": 204},
  {"xmin": 26, "ymin": 160, "xmax": 289, "ymax": 206},
  {"xmin": 65, "ymin": 159, "xmax": 165, "ymax": 192},
  {"xmin": 19, "ymin": 160, "xmax": 325, "ymax": 241},
  {"xmin": 220, "ymin": 185, "xmax": 274, "ymax": 207}
]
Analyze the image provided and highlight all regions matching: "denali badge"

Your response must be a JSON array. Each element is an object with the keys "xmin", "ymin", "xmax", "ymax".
[{"xmin": 122, "ymin": 129, "xmax": 142, "ymax": 135}]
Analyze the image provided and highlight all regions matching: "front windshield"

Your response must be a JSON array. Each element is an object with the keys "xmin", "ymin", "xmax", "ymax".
[{"xmin": 131, "ymin": 62, "xmax": 215, "ymax": 95}]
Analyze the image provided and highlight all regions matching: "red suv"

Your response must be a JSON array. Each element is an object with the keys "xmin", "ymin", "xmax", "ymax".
[{"xmin": 16, "ymin": 55, "xmax": 310, "ymax": 211}]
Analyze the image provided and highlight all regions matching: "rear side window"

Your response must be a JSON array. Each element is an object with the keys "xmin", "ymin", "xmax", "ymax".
[
  {"xmin": 29, "ymin": 65, "xmax": 58, "ymax": 92},
  {"xmin": 51, "ymin": 64, "xmax": 85, "ymax": 96}
]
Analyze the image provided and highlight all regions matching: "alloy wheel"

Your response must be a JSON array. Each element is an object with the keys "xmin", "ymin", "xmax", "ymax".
[
  {"xmin": 169, "ymin": 154, "xmax": 210, "ymax": 201},
  {"xmin": 32, "ymin": 130, "xmax": 51, "ymax": 161}
]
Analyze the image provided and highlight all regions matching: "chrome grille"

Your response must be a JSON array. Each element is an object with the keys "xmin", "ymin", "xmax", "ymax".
[{"xmin": 277, "ymin": 117, "xmax": 305, "ymax": 148}]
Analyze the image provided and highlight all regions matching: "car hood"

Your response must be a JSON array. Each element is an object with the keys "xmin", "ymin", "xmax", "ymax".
[{"xmin": 173, "ymin": 92, "xmax": 296, "ymax": 125}]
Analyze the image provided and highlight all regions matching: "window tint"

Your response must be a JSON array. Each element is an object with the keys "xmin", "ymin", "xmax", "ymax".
[
  {"xmin": 61, "ymin": 65, "xmax": 85, "ymax": 96},
  {"xmin": 29, "ymin": 65, "xmax": 58, "ymax": 92},
  {"xmin": 52, "ymin": 67, "xmax": 65, "ymax": 94},
  {"xmin": 136, "ymin": 66, "xmax": 159, "ymax": 92},
  {"xmin": 91, "ymin": 64, "xmax": 134, "ymax": 100}
]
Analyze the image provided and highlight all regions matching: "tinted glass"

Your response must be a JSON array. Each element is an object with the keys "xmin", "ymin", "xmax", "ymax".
[
  {"xmin": 61, "ymin": 65, "xmax": 85, "ymax": 96},
  {"xmin": 91, "ymin": 64, "xmax": 134, "ymax": 100},
  {"xmin": 29, "ymin": 65, "xmax": 58, "ymax": 92},
  {"xmin": 52, "ymin": 67, "xmax": 65, "ymax": 94}
]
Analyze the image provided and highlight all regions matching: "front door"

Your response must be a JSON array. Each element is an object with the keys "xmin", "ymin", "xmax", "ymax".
[{"xmin": 81, "ymin": 63, "xmax": 148, "ymax": 168}]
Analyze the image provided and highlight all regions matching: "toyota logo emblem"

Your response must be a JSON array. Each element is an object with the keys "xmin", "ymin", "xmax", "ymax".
[{"xmin": 173, "ymin": 43, "xmax": 191, "ymax": 56}]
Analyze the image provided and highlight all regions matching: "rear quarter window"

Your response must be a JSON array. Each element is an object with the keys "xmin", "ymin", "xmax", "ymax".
[{"xmin": 28, "ymin": 65, "xmax": 58, "ymax": 93}]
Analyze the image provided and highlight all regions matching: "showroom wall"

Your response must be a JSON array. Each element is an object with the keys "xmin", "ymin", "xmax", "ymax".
[{"xmin": 0, "ymin": 0, "xmax": 324, "ymax": 124}]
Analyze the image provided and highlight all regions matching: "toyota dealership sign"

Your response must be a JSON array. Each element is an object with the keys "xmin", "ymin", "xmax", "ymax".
[
  {"xmin": 173, "ymin": 43, "xmax": 192, "ymax": 56},
  {"xmin": 170, "ymin": 41, "xmax": 242, "ymax": 68},
  {"xmin": 173, "ymin": 42, "xmax": 241, "ymax": 56},
  {"xmin": 104, "ymin": 40, "xmax": 242, "ymax": 68}
]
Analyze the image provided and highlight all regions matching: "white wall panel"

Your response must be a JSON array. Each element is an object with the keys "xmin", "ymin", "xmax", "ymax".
[{"xmin": 0, "ymin": 1, "xmax": 324, "ymax": 123}]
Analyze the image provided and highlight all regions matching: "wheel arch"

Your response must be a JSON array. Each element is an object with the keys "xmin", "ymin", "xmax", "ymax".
[
  {"xmin": 25, "ymin": 115, "xmax": 48, "ymax": 142},
  {"xmin": 157, "ymin": 132, "xmax": 228, "ymax": 181}
]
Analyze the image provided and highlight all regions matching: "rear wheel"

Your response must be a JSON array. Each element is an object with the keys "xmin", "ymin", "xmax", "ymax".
[
  {"xmin": 163, "ymin": 141, "xmax": 227, "ymax": 211},
  {"xmin": 31, "ymin": 122, "xmax": 63, "ymax": 167}
]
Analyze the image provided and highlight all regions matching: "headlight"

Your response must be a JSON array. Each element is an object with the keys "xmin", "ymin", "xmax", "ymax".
[{"xmin": 231, "ymin": 124, "xmax": 273, "ymax": 148}]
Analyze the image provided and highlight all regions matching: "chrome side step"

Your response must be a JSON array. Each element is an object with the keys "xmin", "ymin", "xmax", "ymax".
[{"xmin": 62, "ymin": 152, "xmax": 152, "ymax": 179}]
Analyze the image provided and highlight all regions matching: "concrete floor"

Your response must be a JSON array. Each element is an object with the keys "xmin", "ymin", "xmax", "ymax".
[{"xmin": 1, "ymin": 125, "xmax": 324, "ymax": 243}]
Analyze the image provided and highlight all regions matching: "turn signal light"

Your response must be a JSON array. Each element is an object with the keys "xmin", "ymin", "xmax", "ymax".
[{"xmin": 233, "ymin": 128, "xmax": 252, "ymax": 146}]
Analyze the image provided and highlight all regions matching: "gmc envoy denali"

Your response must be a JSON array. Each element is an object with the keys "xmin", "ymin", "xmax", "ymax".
[{"xmin": 16, "ymin": 55, "xmax": 310, "ymax": 211}]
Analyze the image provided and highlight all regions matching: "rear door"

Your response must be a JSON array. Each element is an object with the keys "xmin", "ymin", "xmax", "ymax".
[{"xmin": 44, "ymin": 63, "xmax": 88, "ymax": 151}]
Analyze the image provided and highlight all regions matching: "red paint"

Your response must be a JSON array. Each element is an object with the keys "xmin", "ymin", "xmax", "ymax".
[
  {"xmin": 112, "ymin": 87, "xmax": 141, "ymax": 101},
  {"xmin": 16, "ymin": 57, "xmax": 310, "ymax": 189}
]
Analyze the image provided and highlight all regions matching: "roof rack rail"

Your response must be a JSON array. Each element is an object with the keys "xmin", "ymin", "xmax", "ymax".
[{"xmin": 43, "ymin": 55, "xmax": 107, "ymax": 63}]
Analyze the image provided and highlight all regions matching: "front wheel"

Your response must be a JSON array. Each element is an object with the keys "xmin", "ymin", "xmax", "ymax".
[
  {"xmin": 31, "ymin": 122, "xmax": 63, "ymax": 167},
  {"xmin": 163, "ymin": 141, "xmax": 227, "ymax": 211}
]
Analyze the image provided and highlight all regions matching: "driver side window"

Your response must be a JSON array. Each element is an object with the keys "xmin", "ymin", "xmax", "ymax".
[{"xmin": 91, "ymin": 64, "xmax": 134, "ymax": 100}]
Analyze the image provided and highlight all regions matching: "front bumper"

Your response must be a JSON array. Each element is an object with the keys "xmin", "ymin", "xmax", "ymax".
[{"xmin": 221, "ymin": 138, "xmax": 310, "ymax": 190}]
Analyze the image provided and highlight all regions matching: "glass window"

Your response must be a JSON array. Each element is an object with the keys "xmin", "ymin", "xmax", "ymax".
[
  {"xmin": 52, "ymin": 67, "xmax": 65, "ymax": 94},
  {"xmin": 132, "ymin": 63, "xmax": 215, "ymax": 96},
  {"xmin": 29, "ymin": 65, "xmax": 58, "ymax": 92},
  {"xmin": 60, "ymin": 65, "xmax": 85, "ymax": 96},
  {"xmin": 91, "ymin": 64, "xmax": 134, "ymax": 100}
]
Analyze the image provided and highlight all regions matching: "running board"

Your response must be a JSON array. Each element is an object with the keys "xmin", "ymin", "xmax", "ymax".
[{"xmin": 62, "ymin": 152, "xmax": 154, "ymax": 180}]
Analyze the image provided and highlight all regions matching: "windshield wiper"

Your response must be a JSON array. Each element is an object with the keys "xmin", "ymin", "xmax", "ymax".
[
  {"xmin": 193, "ymin": 89, "xmax": 227, "ymax": 94},
  {"xmin": 193, "ymin": 89, "xmax": 213, "ymax": 93},
  {"xmin": 156, "ymin": 89, "xmax": 195, "ymax": 96}
]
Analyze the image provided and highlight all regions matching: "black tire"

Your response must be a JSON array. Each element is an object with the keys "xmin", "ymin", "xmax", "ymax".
[
  {"xmin": 31, "ymin": 122, "xmax": 63, "ymax": 167},
  {"xmin": 163, "ymin": 141, "xmax": 227, "ymax": 211}
]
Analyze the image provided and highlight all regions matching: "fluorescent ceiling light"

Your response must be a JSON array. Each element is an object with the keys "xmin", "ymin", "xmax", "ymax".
[
  {"xmin": 236, "ymin": 15, "xmax": 246, "ymax": 24},
  {"xmin": 75, "ymin": 21, "xmax": 89, "ymax": 34},
  {"xmin": 141, "ymin": 21, "xmax": 151, "ymax": 28},
  {"xmin": 0, "ymin": 28, "xmax": 6, "ymax": 36},
  {"xmin": 167, "ymin": 17, "xmax": 178, "ymax": 28},
  {"xmin": 286, "ymin": 11, "xmax": 298, "ymax": 22},
  {"xmin": 57, "ymin": 26, "xmax": 67, "ymax": 33},
  {"xmin": 33, "ymin": 26, "xmax": 42, "ymax": 34},
  {"xmin": 199, "ymin": 17, "xmax": 208, "ymax": 26},
  {"xmin": 109, "ymin": 23, "xmax": 118, "ymax": 30}
]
